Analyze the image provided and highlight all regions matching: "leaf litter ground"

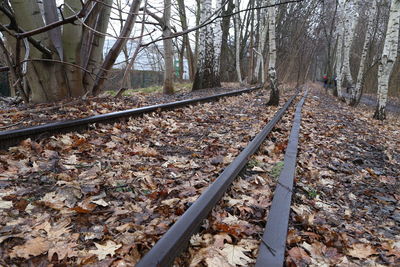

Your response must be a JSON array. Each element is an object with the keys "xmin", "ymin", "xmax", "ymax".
[
  {"xmin": 174, "ymin": 85, "xmax": 399, "ymax": 267},
  {"xmin": 1, "ymin": 84, "xmax": 399, "ymax": 266},
  {"xmin": 0, "ymin": 85, "xmax": 244, "ymax": 130},
  {"xmin": 0, "ymin": 88, "xmax": 295, "ymax": 266},
  {"xmin": 287, "ymin": 85, "xmax": 400, "ymax": 266}
]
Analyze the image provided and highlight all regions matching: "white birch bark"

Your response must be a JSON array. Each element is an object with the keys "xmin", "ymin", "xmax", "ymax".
[
  {"xmin": 335, "ymin": 0, "xmax": 345, "ymax": 99},
  {"xmin": 255, "ymin": 8, "xmax": 267, "ymax": 83},
  {"xmin": 234, "ymin": 0, "xmax": 242, "ymax": 83},
  {"xmin": 351, "ymin": 0, "xmax": 377, "ymax": 105},
  {"xmin": 374, "ymin": 0, "xmax": 400, "ymax": 120},
  {"xmin": 192, "ymin": 0, "xmax": 221, "ymax": 90},
  {"xmin": 213, "ymin": 0, "xmax": 223, "ymax": 80},
  {"xmin": 342, "ymin": 0, "xmax": 356, "ymax": 89},
  {"xmin": 266, "ymin": 0, "xmax": 279, "ymax": 106}
]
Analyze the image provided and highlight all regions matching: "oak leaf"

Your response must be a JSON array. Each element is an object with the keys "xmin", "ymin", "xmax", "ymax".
[{"xmin": 89, "ymin": 240, "xmax": 122, "ymax": 260}]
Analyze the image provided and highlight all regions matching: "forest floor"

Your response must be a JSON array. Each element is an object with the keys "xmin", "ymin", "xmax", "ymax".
[
  {"xmin": 0, "ymin": 82, "xmax": 246, "ymax": 131},
  {"xmin": 0, "ymin": 83, "xmax": 399, "ymax": 266},
  {"xmin": 286, "ymin": 84, "xmax": 400, "ymax": 266}
]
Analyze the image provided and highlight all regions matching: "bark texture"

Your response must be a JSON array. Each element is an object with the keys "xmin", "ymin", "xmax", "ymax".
[
  {"xmin": 266, "ymin": 0, "xmax": 279, "ymax": 106},
  {"xmin": 334, "ymin": 0, "xmax": 345, "ymax": 100},
  {"xmin": 342, "ymin": 0, "xmax": 356, "ymax": 91},
  {"xmin": 162, "ymin": 0, "xmax": 174, "ymax": 95},
  {"xmin": 350, "ymin": 0, "xmax": 377, "ymax": 106},
  {"xmin": 192, "ymin": 0, "xmax": 222, "ymax": 90},
  {"xmin": 234, "ymin": 0, "xmax": 242, "ymax": 83},
  {"xmin": 0, "ymin": 0, "xmax": 139, "ymax": 103},
  {"xmin": 373, "ymin": 0, "xmax": 400, "ymax": 120},
  {"xmin": 255, "ymin": 7, "xmax": 267, "ymax": 84}
]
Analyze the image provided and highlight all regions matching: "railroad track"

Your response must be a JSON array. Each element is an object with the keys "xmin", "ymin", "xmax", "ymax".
[
  {"xmin": 136, "ymin": 90, "xmax": 308, "ymax": 266},
  {"xmin": 0, "ymin": 86, "xmax": 260, "ymax": 150},
  {"xmin": 0, "ymin": 88, "xmax": 305, "ymax": 266}
]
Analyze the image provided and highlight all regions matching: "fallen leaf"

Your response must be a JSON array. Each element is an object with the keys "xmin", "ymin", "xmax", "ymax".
[
  {"xmin": 89, "ymin": 240, "xmax": 122, "ymax": 260},
  {"xmin": 287, "ymin": 247, "xmax": 311, "ymax": 265},
  {"xmin": 221, "ymin": 243, "xmax": 254, "ymax": 266},
  {"xmin": 10, "ymin": 237, "xmax": 50, "ymax": 258},
  {"xmin": 0, "ymin": 200, "xmax": 13, "ymax": 209},
  {"xmin": 347, "ymin": 243, "xmax": 377, "ymax": 259}
]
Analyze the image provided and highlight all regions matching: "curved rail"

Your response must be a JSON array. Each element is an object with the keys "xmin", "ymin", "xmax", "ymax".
[
  {"xmin": 0, "ymin": 87, "xmax": 260, "ymax": 150},
  {"xmin": 136, "ymin": 90, "xmax": 301, "ymax": 267}
]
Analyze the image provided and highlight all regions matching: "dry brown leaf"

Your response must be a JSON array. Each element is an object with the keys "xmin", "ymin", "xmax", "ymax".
[
  {"xmin": 89, "ymin": 240, "xmax": 122, "ymax": 260},
  {"xmin": 0, "ymin": 200, "xmax": 13, "ymax": 209},
  {"xmin": 287, "ymin": 247, "xmax": 311, "ymax": 265},
  {"xmin": 48, "ymin": 242, "xmax": 78, "ymax": 261},
  {"xmin": 347, "ymin": 243, "xmax": 377, "ymax": 259},
  {"xmin": 213, "ymin": 233, "xmax": 232, "ymax": 249},
  {"xmin": 221, "ymin": 243, "xmax": 254, "ymax": 266},
  {"xmin": 10, "ymin": 237, "xmax": 50, "ymax": 258}
]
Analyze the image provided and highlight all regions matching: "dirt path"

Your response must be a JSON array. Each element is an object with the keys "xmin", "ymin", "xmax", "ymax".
[{"xmin": 287, "ymin": 87, "xmax": 400, "ymax": 266}]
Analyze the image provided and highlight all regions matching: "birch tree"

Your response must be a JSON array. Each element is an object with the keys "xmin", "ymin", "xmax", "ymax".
[
  {"xmin": 335, "ymin": 0, "xmax": 345, "ymax": 99},
  {"xmin": 192, "ymin": 0, "xmax": 222, "ymax": 90},
  {"xmin": 234, "ymin": 0, "xmax": 242, "ymax": 84},
  {"xmin": 266, "ymin": 0, "xmax": 279, "ymax": 106},
  {"xmin": 350, "ymin": 0, "xmax": 377, "ymax": 106},
  {"xmin": 214, "ymin": 0, "xmax": 223, "ymax": 82},
  {"xmin": 254, "ymin": 7, "xmax": 267, "ymax": 84},
  {"xmin": 373, "ymin": 0, "xmax": 400, "ymax": 120},
  {"xmin": 341, "ymin": 0, "xmax": 356, "ymax": 93}
]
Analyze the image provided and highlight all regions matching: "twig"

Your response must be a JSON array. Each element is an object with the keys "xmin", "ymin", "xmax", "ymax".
[{"xmin": 258, "ymin": 233, "xmax": 276, "ymax": 256}]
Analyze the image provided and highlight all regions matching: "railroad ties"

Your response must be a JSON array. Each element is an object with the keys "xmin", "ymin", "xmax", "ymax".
[
  {"xmin": 0, "ymin": 87, "xmax": 260, "ymax": 150},
  {"xmin": 136, "ymin": 90, "xmax": 308, "ymax": 267}
]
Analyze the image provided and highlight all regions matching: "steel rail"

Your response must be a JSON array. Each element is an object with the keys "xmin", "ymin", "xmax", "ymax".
[
  {"xmin": 136, "ymin": 91, "xmax": 300, "ymax": 267},
  {"xmin": 0, "ymin": 87, "xmax": 260, "ymax": 150},
  {"xmin": 255, "ymin": 91, "xmax": 308, "ymax": 267}
]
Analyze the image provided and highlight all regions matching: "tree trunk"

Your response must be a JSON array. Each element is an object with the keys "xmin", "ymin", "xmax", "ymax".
[
  {"xmin": 234, "ymin": 0, "xmax": 242, "ymax": 84},
  {"xmin": 162, "ymin": 0, "xmax": 174, "ymax": 95},
  {"xmin": 373, "ymin": 0, "xmax": 400, "ymax": 120},
  {"xmin": 248, "ymin": 9, "xmax": 255, "ymax": 84},
  {"xmin": 91, "ymin": 0, "xmax": 141, "ymax": 95},
  {"xmin": 213, "ymin": 0, "xmax": 223, "ymax": 86},
  {"xmin": 255, "ymin": 7, "xmax": 267, "ymax": 84},
  {"xmin": 266, "ymin": 0, "xmax": 279, "ymax": 106},
  {"xmin": 219, "ymin": 0, "xmax": 234, "ymax": 82},
  {"xmin": 10, "ymin": 0, "xmax": 69, "ymax": 103},
  {"xmin": 335, "ymin": 0, "xmax": 345, "ymax": 100},
  {"xmin": 62, "ymin": 0, "xmax": 85, "ymax": 97},
  {"xmin": 82, "ymin": 1, "xmax": 112, "ymax": 93},
  {"xmin": 192, "ymin": 0, "xmax": 221, "ymax": 90},
  {"xmin": 177, "ymin": 0, "xmax": 195, "ymax": 80},
  {"xmin": 342, "ymin": 0, "xmax": 356, "ymax": 94},
  {"xmin": 350, "ymin": 0, "xmax": 377, "ymax": 106}
]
